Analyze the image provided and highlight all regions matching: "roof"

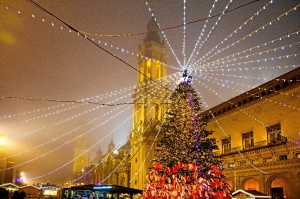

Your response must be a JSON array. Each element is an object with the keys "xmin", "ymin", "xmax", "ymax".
[
  {"xmin": 70, "ymin": 184, "xmax": 142, "ymax": 194},
  {"xmin": 232, "ymin": 189, "xmax": 271, "ymax": 198},
  {"xmin": 0, "ymin": 183, "xmax": 40, "ymax": 190},
  {"xmin": 144, "ymin": 17, "xmax": 161, "ymax": 44},
  {"xmin": 0, "ymin": 183, "xmax": 20, "ymax": 188},
  {"xmin": 204, "ymin": 67, "xmax": 300, "ymax": 118}
]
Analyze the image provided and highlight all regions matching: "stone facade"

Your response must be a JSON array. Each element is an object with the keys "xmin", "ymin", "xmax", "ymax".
[
  {"xmin": 204, "ymin": 67, "xmax": 300, "ymax": 199},
  {"xmin": 129, "ymin": 17, "xmax": 168, "ymax": 190}
]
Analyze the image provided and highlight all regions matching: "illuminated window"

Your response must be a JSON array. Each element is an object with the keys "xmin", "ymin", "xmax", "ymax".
[
  {"xmin": 228, "ymin": 163, "xmax": 235, "ymax": 168},
  {"xmin": 251, "ymin": 159, "xmax": 259, "ymax": 164},
  {"xmin": 139, "ymin": 65, "xmax": 144, "ymax": 83},
  {"xmin": 156, "ymin": 61, "xmax": 161, "ymax": 79},
  {"xmin": 155, "ymin": 104, "xmax": 160, "ymax": 120},
  {"xmin": 242, "ymin": 131, "xmax": 254, "ymax": 149},
  {"xmin": 147, "ymin": 60, "xmax": 151, "ymax": 78},
  {"xmin": 296, "ymin": 153, "xmax": 300, "ymax": 159},
  {"xmin": 222, "ymin": 138, "xmax": 231, "ymax": 154},
  {"xmin": 267, "ymin": 123, "xmax": 281, "ymax": 144},
  {"xmin": 265, "ymin": 157, "xmax": 273, "ymax": 163}
]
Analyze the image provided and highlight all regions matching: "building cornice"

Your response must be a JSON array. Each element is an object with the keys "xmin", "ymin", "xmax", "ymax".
[{"xmin": 204, "ymin": 67, "xmax": 300, "ymax": 119}]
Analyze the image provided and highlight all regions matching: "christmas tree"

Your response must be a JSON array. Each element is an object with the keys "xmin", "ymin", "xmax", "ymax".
[{"xmin": 142, "ymin": 74, "xmax": 232, "ymax": 199}]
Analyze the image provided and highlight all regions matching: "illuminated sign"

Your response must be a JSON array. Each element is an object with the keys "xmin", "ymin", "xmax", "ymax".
[{"xmin": 92, "ymin": 186, "xmax": 112, "ymax": 190}]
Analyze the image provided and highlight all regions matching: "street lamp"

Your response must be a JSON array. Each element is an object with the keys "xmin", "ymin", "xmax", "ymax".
[
  {"xmin": 20, "ymin": 172, "xmax": 27, "ymax": 184},
  {"xmin": 0, "ymin": 134, "xmax": 5, "ymax": 149}
]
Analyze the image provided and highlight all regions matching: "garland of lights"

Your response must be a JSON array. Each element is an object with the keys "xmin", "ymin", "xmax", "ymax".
[
  {"xmin": 201, "ymin": 32, "xmax": 300, "ymax": 65},
  {"xmin": 190, "ymin": 3, "xmax": 300, "ymax": 70},
  {"xmin": 202, "ymin": 41, "xmax": 300, "ymax": 67},
  {"xmin": 1, "ymin": 77, "xmax": 175, "ymax": 162},
  {"xmin": 75, "ymin": 77, "xmax": 181, "ymax": 183},
  {"xmin": 0, "ymin": 86, "xmax": 135, "ymax": 120},
  {"xmin": 2, "ymin": 2, "xmax": 298, "ymax": 74},
  {"xmin": 183, "ymin": 0, "xmax": 187, "ymax": 67},
  {"xmin": 187, "ymin": 0, "xmax": 234, "ymax": 69},
  {"xmin": 185, "ymin": 0, "xmax": 219, "ymax": 68},
  {"xmin": 0, "ymin": 0, "xmax": 298, "ymax": 183},
  {"xmin": 74, "ymin": 82, "xmax": 175, "ymax": 183},
  {"xmin": 193, "ymin": 73, "xmax": 300, "ymax": 112},
  {"xmin": 145, "ymin": 1, "xmax": 183, "ymax": 68},
  {"xmin": 13, "ymin": 76, "xmax": 177, "ymax": 180},
  {"xmin": 188, "ymin": 0, "xmax": 273, "ymax": 68},
  {"xmin": 200, "ymin": 53, "xmax": 300, "ymax": 70}
]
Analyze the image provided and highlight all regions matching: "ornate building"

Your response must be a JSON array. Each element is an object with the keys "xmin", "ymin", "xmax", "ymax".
[
  {"xmin": 82, "ymin": 140, "xmax": 131, "ymax": 186},
  {"xmin": 130, "ymin": 16, "xmax": 168, "ymax": 190},
  {"xmin": 204, "ymin": 67, "xmax": 300, "ymax": 199},
  {"xmin": 75, "ymin": 17, "xmax": 168, "ymax": 189}
]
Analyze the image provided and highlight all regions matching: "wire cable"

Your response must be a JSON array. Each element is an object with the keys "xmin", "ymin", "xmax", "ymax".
[
  {"xmin": 79, "ymin": 0, "xmax": 263, "ymax": 37},
  {"xmin": 26, "ymin": 0, "xmax": 172, "ymax": 92}
]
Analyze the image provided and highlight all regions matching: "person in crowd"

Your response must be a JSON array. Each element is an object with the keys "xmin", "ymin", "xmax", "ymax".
[{"xmin": 19, "ymin": 191, "xmax": 26, "ymax": 199}]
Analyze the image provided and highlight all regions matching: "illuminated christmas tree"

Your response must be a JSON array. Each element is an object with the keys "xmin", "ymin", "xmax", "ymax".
[{"xmin": 142, "ymin": 74, "xmax": 232, "ymax": 199}]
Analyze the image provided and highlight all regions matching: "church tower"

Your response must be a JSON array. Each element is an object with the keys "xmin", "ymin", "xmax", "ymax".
[
  {"xmin": 130, "ymin": 17, "xmax": 168, "ymax": 190},
  {"xmin": 73, "ymin": 137, "xmax": 89, "ymax": 182}
]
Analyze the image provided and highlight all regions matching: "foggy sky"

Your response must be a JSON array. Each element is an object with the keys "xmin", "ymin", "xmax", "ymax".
[{"xmin": 0, "ymin": 0, "xmax": 299, "ymax": 184}]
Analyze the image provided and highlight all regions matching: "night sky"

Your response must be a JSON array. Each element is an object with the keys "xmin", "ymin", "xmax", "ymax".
[{"xmin": 0, "ymin": 0, "xmax": 299, "ymax": 184}]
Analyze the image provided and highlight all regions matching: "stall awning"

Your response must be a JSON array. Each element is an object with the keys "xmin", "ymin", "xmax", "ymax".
[{"xmin": 232, "ymin": 189, "xmax": 271, "ymax": 198}]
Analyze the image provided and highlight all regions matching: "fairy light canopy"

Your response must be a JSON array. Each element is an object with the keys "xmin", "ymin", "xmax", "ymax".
[{"xmin": 0, "ymin": 0, "xmax": 299, "ymax": 184}]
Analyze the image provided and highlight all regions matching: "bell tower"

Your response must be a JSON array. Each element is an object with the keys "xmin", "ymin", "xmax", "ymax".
[
  {"xmin": 130, "ymin": 17, "xmax": 168, "ymax": 190},
  {"xmin": 73, "ymin": 137, "xmax": 89, "ymax": 182}
]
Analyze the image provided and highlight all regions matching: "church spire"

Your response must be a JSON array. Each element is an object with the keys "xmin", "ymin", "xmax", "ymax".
[
  {"xmin": 144, "ymin": 17, "xmax": 161, "ymax": 44},
  {"xmin": 108, "ymin": 139, "xmax": 115, "ymax": 153}
]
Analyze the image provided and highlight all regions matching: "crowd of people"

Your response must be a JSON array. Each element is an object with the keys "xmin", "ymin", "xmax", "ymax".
[{"xmin": 0, "ymin": 189, "xmax": 26, "ymax": 199}]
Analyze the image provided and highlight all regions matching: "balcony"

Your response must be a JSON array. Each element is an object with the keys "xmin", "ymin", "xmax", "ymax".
[
  {"xmin": 268, "ymin": 136, "xmax": 287, "ymax": 145},
  {"xmin": 218, "ymin": 137, "xmax": 288, "ymax": 156}
]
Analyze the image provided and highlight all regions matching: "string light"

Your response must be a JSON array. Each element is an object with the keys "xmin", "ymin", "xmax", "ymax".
[
  {"xmin": 0, "ymin": 86, "xmax": 136, "ymax": 122},
  {"xmin": 189, "ymin": 2, "xmax": 300, "ymax": 70},
  {"xmin": 65, "ymin": 82, "xmax": 175, "ymax": 182},
  {"xmin": 0, "ymin": 103, "xmax": 129, "ymax": 163},
  {"xmin": 187, "ymin": 0, "xmax": 234, "ymax": 69},
  {"xmin": 77, "ymin": 79, "xmax": 179, "ymax": 183},
  {"xmin": 202, "ymin": 41, "xmax": 300, "ymax": 67},
  {"xmin": 185, "ymin": 0, "xmax": 219, "ymax": 68},
  {"xmin": 197, "ymin": 53, "xmax": 300, "ymax": 71},
  {"xmin": 145, "ymin": 1, "xmax": 183, "ymax": 68},
  {"xmin": 182, "ymin": 0, "xmax": 186, "ymax": 68},
  {"xmin": 1, "ymin": 0, "xmax": 298, "ymax": 183},
  {"xmin": 199, "ymin": 73, "xmax": 300, "ymax": 112},
  {"xmin": 0, "ymin": 88, "xmax": 136, "ymax": 127},
  {"xmin": 2, "ymin": 76, "xmax": 177, "ymax": 173}
]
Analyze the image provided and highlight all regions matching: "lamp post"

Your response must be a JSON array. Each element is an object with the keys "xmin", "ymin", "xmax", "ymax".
[
  {"xmin": 0, "ymin": 134, "xmax": 4, "ymax": 148},
  {"xmin": 0, "ymin": 134, "xmax": 5, "ymax": 184}
]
